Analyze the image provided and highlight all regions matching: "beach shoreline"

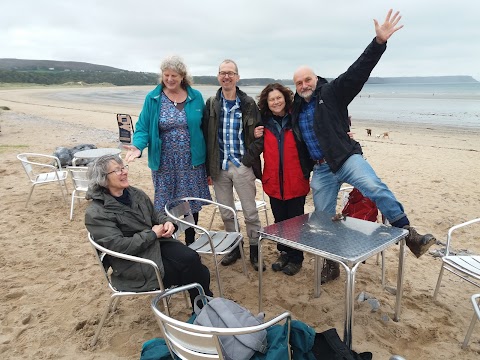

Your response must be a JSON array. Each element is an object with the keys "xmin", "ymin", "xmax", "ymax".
[{"xmin": 1, "ymin": 86, "xmax": 479, "ymax": 359}]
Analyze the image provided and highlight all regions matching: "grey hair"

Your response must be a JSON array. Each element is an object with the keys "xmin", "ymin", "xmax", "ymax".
[
  {"xmin": 87, "ymin": 154, "xmax": 123, "ymax": 192},
  {"xmin": 219, "ymin": 59, "xmax": 239, "ymax": 75},
  {"xmin": 159, "ymin": 55, "xmax": 193, "ymax": 89}
]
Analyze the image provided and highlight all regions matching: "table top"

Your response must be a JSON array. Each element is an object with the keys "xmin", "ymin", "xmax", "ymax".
[
  {"xmin": 259, "ymin": 211, "xmax": 407, "ymax": 266},
  {"xmin": 73, "ymin": 148, "xmax": 121, "ymax": 159}
]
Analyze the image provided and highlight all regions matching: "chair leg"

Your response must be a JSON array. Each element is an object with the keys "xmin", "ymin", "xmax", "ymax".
[
  {"xmin": 462, "ymin": 310, "xmax": 478, "ymax": 349},
  {"xmin": 70, "ymin": 190, "xmax": 76, "ymax": 220},
  {"xmin": 91, "ymin": 296, "xmax": 116, "ymax": 347},
  {"xmin": 25, "ymin": 184, "xmax": 36, "ymax": 207},
  {"xmin": 433, "ymin": 265, "xmax": 446, "ymax": 300},
  {"xmin": 57, "ymin": 179, "xmax": 67, "ymax": 203}
]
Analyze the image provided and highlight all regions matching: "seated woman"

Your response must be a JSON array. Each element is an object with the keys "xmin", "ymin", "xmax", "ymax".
[{"xmin": 84, "ymin": 154, "xmax": 213, "ymax": 306}]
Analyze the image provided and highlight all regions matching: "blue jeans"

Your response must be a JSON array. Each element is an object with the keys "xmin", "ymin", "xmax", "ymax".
[{"xmin": 310, "ymin": 154, "xmax": 406, "ymax": 224}]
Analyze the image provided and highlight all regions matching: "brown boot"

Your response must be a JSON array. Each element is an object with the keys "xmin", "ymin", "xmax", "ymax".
[
  {"xmin": 404, "ymin": 226, "xmax": 436, "ymax": 258},
  {"xmin": 321, "ymin": 260, "xmax": 340, "ymax": 284}
]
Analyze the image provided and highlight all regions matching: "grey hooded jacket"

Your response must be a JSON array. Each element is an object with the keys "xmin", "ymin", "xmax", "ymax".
[{"xmin": 85, "ymin": 186, "xmax": 178, "ymax": 292}]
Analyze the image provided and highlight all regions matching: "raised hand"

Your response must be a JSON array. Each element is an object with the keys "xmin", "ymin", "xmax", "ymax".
[{"xmin": 374, "ymin": 9, "xmax": 403, "ymax": 44}]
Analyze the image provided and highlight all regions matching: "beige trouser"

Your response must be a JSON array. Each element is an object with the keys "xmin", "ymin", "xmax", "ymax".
[{"xmin": 212, "ymin": 162, "xmax": 261, "ymax": 245}]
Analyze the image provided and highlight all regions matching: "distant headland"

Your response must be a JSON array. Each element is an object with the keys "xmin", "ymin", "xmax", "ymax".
[{"xmin": 0, "ymin": 58, "xmax": 478, "ymax": 86}]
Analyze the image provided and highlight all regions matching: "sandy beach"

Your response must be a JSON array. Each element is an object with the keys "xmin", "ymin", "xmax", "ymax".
[{"xmin": 0, "ymin": 85, "xmax": 479, "ymax": 359}]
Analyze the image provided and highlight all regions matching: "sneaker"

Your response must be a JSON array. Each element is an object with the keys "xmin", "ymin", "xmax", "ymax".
[
  {"xmin": 221, "ymin": 247, "xmax": 241, "ymax": 266},
  {"xmin": 282, "ymin": 262, "xmax": 302, "ymax": 276},
  {"xmin": 321, "ymin": 260, "xmax": 340, "ymax": 284},
  {"xmin": 272, "ymin": 252, "xmax": 289, "ymax": 272},
  {"xmin": 404, "ymin": 226, "xmax": 436, "ymax": 258}
]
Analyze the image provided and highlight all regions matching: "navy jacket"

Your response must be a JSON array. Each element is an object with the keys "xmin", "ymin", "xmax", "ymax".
[{"xmin": 292, "ymin": 38, "xmax": 386, "ymax": 173}]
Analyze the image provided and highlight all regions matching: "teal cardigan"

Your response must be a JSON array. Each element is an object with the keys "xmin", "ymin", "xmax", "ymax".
[{"xmin": 133, "ymin": 84, "xmax": 206, "ymax": 170}]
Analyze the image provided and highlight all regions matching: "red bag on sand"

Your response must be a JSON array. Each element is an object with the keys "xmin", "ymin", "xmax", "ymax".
[{"xmin": 342, "ymin": 188, "xmax": 378, "ymax": 222}]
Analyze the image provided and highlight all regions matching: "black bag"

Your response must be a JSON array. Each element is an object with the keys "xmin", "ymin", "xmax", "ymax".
[{"xmin": 312, "ymin": 328, "xmax": 373, "ymax": 360}]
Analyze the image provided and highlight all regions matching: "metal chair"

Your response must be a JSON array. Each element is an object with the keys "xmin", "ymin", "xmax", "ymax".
[
  {"xmin": 463, "ymin": 293, "xmax": 480, "ymax": 349},
  {"xmin": 67, "ymin": 166, "xmax": 89, "ymax": 220},
  {"xmin": 87, "ymin": 233, "xmax": 188, "ymax": 347},
  {"xmin": 433, "ymin": 218, "xmax": 480, "ymax": 301},
  {"xmin": 165, "ymin": 197, "xmax": 247, "ymax": 297},
  {"xmin": 208, "ymin": 179, "xmax": 269, "ymax": 230},
  {"xmin": 17, "ymin": 153, "xmax": 68, "ymax": 207},
  {"xmin": 151, "ymin": 283, "xmax": 292, "ymax": 360}
]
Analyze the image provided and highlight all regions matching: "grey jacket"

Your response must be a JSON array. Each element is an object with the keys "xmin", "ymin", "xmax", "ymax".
[
  {"xmin": 85, "ymin": 186, "xmax": 178, "ymax": 292},
  {"xmin": 202, "ymin": 87, "xmax": 263, "ymax": 180}
]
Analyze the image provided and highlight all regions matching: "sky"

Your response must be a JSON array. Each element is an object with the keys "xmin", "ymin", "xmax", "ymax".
[{"xmin": 2, "ymin": 0, "xmax": 480, "ymax": 81}]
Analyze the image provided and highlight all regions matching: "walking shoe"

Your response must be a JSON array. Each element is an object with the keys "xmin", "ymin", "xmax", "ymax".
[
  {"xmin": 250, "ymin": 245, "xmax": 266, "ymax": 272},
  {"xmin": 321, "ymin": 260, "xmax": 340, "ymax": 284},
  {"xmin": 282, "ymin": 262, "xmax": 302, "ymax": 276},
  {"xmin": 272, "ymin": 252, "xmax": 289, "ymax": 272},
  {"xmin": 404, "ymin": 226, "xmax": 436, "ymax": 258},
  {"xmin": 221, "ymin": 246, "xmax": 241, "ymax": 266}
]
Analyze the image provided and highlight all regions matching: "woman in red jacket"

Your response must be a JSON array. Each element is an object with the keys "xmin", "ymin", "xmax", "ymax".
[{"xmin": 255, "ymin": 83, "xmax": 311, "ymax": 275}]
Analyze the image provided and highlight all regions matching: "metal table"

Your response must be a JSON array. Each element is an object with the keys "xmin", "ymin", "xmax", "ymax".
[
  {"xmin": 72, "ymin": 148, "xmax": 121, "ymax": 166},
  {"xmin": 258, "ymin": 210, "xmax": 408, "ymax": 349}
]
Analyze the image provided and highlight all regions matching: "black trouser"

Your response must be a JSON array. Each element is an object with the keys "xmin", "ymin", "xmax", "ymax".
[
  {"xmin": 270, "ymin": 196, "xmax": 306, "ymax": 264},
  {"xmin": 160, "ymin": 240, "xmax": 213, "ymax": 306},
  {"xmin": 184, "ymin": 212, "xmax": 199, "ymax": 246}
]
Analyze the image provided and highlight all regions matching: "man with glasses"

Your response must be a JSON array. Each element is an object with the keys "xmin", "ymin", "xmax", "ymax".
[{"xmin": 202, "ymin": 59, "xmax": 264, "ymax": 271}]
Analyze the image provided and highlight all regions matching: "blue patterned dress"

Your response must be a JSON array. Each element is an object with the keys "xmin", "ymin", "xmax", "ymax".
[{"xmin": 152, "ymin": 93, "xmax": 211, "ymax": 214}]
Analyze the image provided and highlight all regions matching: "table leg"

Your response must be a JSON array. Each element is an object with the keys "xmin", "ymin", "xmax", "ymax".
[
  {"xmin": 258, "ymin": 236, "xmax": 264, "ymax": 314},
  {"xmin": 342, "ymin": 262, "xmax": 361, "ymax": 349},
  {"xmin": 394, "ymin": 238, "xmax": 406, "ymax": 321},
  {"xmin": 314, "ymin": 255, "xmax": 322, "ymax": 298},
  {"xmin": 72, "ymin": 158, "xmax": 77, "ymax": 166}
]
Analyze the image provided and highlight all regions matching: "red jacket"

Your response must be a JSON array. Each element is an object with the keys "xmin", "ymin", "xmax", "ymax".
[{"xmin": 262, "ymin": 115, "xmax": 310, "ymax": 200}]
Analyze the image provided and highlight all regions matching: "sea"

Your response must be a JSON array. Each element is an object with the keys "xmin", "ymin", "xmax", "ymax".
[{"xmin": 50, "ymin": 82, "xmax": 480, "ymax": 129}]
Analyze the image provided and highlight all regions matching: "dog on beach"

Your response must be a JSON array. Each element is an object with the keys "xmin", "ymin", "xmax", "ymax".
[
  {"xmin": 375, "ymin": 132, "xmax": 390, "ymax": 139},
  {"xmin": 366, "ymin": 128, "xmax": 372, "ymax": 136}
]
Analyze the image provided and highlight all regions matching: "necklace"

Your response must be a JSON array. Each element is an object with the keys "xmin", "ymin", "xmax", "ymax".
[{"xmin": 163, "ymin": 91, "xmax": 185, "ymax": 106}]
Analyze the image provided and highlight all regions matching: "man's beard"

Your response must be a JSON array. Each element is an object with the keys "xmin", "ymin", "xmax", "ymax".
[{"xmin": 298, "ymin": 88, "xmax": 314, "ymax": 101}]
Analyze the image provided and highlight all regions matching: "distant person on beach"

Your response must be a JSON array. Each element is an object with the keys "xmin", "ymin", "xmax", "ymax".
[
  {"xmin": 253, "ymin": 83, "xmax": 311, "ymax": 276},
  {"xmin": 291, "ymin": 9, "xmax": 436, "ymax": 283},
  {"xmin": 124, "ymin": 56, "xmax": 211, "ymax": 246},
  {"xmin": 84, "ymin": 154, "xmax": 213, "ymax": 306},
  {"xmin": 202, "ymin": 59, "xmax": 264, "ymax": 271}
]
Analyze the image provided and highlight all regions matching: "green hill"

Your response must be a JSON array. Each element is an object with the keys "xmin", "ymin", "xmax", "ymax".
[{"xmin": 1, "ymin": 59, "xmax": 478, "ymax": 86}]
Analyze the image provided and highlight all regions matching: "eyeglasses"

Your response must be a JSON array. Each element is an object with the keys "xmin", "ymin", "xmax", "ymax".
[
  {"xmin": 106, "ymin": 164, "xmax": 129, "ymax": 176},
  {"xmin": 218, "ymin": 71, "xmax": 237, "ymax": 78}
]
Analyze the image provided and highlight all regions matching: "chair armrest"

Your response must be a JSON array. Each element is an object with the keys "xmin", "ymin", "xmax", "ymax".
[{"xmin": 88, "ymin": 233, "xmax": 164, "ymax": 291}]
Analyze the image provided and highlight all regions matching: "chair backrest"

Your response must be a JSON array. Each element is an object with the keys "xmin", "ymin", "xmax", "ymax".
[
  {"xmin": 117, "ymin": 114, "xmax": 134, "ymax": 144},
  {"xmin": 166, "ymin": 199, "xmax": 196, "ymax": 235},
  {"xmin": 151, "ymin": 283, "xmax": 291, "ymax": 360},
  {"xmin": 67, "ymin": 166, "xmax": 90, "ymax": 191},
  {"xmin": 87, "ymin": 232, "xmax": 165, "ymax": 292},
  {"xmin": 166, "ymin": 197, "xmax": 240, "ymax": 234},
  {"xmin": 17, "ymin": 153, "xmax": 63, "ymax": 182},
  {"xmin": 445, "ymin": 218, "xmax": 480, "ymax": 256}
]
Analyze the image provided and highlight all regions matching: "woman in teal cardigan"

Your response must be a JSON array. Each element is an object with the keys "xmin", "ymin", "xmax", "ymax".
[{"xmin": 124, "ymin": 55, "xmax": 211, "ymax": 245}]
